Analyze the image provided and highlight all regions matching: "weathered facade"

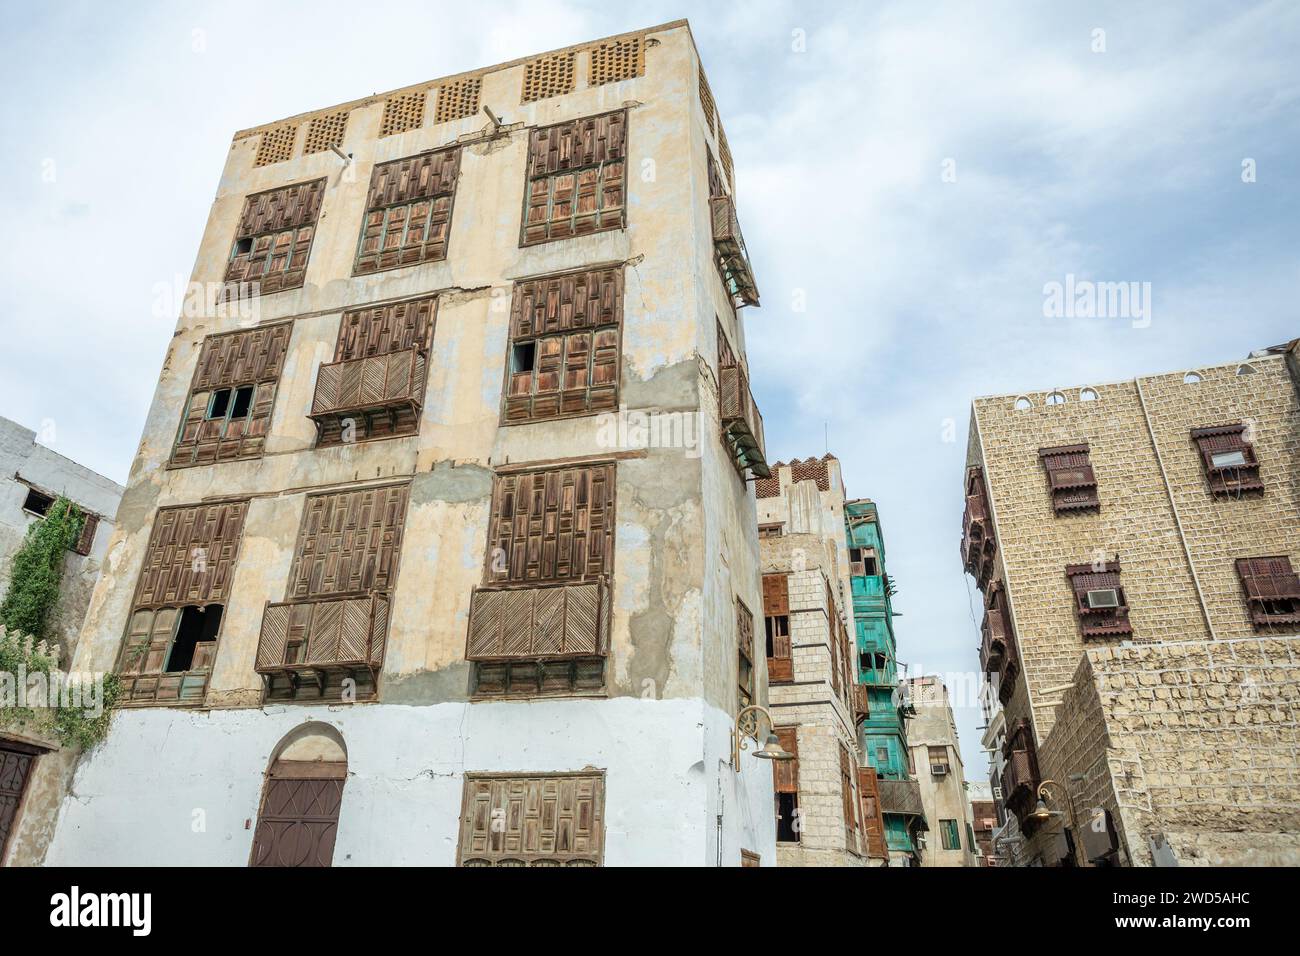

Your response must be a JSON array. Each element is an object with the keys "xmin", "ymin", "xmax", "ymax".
[
  {"xmin": 13, "ymin": 21, "xmax": 782, "ymax": 867},
  {"xmin": 964, "ymin": 346, "xmax": 1300, "ymax": 866},
  {"xmin": 844, "ymin": 496, "xmax": 924, "ymax": 863},
  {"xmin": 907, "ymin": 676, "xmax": 977, "ymax": 866},
  {"xmin": 756, "ymin": 455, "xmax": 880, "ymax": 865}
]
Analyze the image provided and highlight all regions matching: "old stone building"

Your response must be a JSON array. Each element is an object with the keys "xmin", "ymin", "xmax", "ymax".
[
  {"xmin": 756, "ymin": 455, "xmax": 882, "ymax": 865},
  {"xmin": 964, "ymin": 342, "xmax": 1300, "ymax": 866},
  {"xmin": 0, "ymin": 417, "xmax": 122, "ymax": 866},
  {"xmin": 967, "ymin": 781, "xmax": 997, "ymax": 866},
  {"xmin": 907, "ymin": 676, "xmax": 977, "ymax": 866},
  {"xmin": 9, "ymin": 21, "xmax": 783, "ymax": 867},
  {"xmin": 844, "ymin": 496, "xmax": 925, "ymax": 864}
]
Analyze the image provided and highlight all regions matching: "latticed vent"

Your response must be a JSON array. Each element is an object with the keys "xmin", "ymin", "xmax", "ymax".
[
  {"xmin": 254, "ymin": 123, "xmax": 298, "ymax": 167},
  {"xmin": 589, "ymin": 36, "xmax": 644, "ymax": 86},
  {"xmin": 698, "ymin": 65, "xmax": 717, "ymax": 135},
  {"xmin": 304, "ymin": 110, "xmax": 349, "ymax": 154},
  {"xmin": 521, "ymin": 51, "xmax": 576, "ymax": 103},
  {"xmin": 435, "ymin": 76, "xmax": 482, "ymax": 124},
  {"xmin": 718, "ymin": 124, "xmax": 735, "ymax": 194},
  {"xmin": 380, "ymin": 89, "xmax": 427, "ymax": 137}
]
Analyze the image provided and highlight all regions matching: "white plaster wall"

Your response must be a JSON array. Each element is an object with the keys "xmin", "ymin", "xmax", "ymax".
[{"xmin": 46, "ymin": 697, "xmax": 774, "ymax": 866}]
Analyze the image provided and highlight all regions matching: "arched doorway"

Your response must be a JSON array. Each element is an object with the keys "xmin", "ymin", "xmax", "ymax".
[{"xmin": 249, "ymin": 723, "xmax": 347, "ymax": 867}]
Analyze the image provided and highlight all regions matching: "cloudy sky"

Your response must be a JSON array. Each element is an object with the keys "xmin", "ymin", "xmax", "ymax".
[{"xmin": 1, "ymin": 1, "xmax": 1296, "ymax": 778}]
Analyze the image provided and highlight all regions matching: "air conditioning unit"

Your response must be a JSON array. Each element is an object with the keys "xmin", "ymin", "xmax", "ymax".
[
  {"xmin": 1211, "ymin": 450, "xmax": 1247, "ymax": 469},
  {"xmin": 932, "ymin": 764, "xmax": 949, "ymax": 776},
  {"xmin": 1085, "ymin": 588, "xmax": 1120, "ymax": 609},
  {"xmin": 992, "ymin": 786, "xmax": 1003, "ymax": 799}
]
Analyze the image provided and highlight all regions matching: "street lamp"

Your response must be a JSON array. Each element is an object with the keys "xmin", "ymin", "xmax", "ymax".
[
  {"xmin": 1032, "ymin": 777, "xmax": 1085, "ymax": 865},
  {"xmin": 731, "ymin": 704, "xmax": 794, "ymax": 772}
]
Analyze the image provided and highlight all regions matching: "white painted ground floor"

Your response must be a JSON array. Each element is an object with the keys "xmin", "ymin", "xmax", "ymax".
[{"xmin": 43, "ymin": 696, "xmax": 776, "ymax": 866}]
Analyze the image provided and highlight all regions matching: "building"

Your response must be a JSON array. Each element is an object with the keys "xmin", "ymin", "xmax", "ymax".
[
  {"xmin": 0, "ymin": 416, "xmax": 123, "ymax": 663},
  {"xmin": 845, "ymin": 497, "xmax": 925, "ymax": 864},
  {"xmin": 756, "ymin": 455, "xmax": 880, "ymax": 865},
  {"xmin": 908, "ymin": 676, "xmax": 977, "ymax": 866},
  {"xmin": 967, "ymin": 781, "xmax": 997, "ymax": 866},
  {"xmin": 13, "ymin": 20, "xmax": 783, "ymax": 867},
  {"xmin": 977, "ymin": 672, "xmax": 1012, "ymax": 864},
  {"xmin": 963, "ymin": 342, "xmax": 1300, "ymax": 866},
  {"xmin": 0, "ymin": 417, "xmax": 123, "ymax": 866}
]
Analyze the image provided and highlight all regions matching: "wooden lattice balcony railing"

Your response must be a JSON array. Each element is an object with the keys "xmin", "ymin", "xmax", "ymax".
[
  {"xmin": 256, "ymin": 594, "xmax": 389, "ymax": 688},
  {"xmin": 720, "ymin": 364, "xmax": 771, "ymax": 479},
  {"xmin": 309, "ymin": 347, "xmax": 426, "ymax": 426},
  {"xmin": 961, "ymin": 491, "xmax": 996, "ymax": 585},
  {"xmin": 466, "ymin": 580, "xmax": 609, "ymax": 662},
  {"xmin": 853, "ymin": 684, "xmax": 871, "ymax": 724},
  {"xmin": 710, "ymin": 195, "xmax": 759, "ymax": 307}
]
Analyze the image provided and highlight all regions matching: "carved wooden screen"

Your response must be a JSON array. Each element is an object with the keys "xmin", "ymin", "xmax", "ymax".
[
  {"xmin": 314, "ymin": 297, "xmax": 437, "ymax": 447},
  {"xmin": 1039, "ymin": 443, "xmax": 1099, "ymax": 513},
  {"xmin": 355, "ymin": 148, "xmax": 460, "ymax": 275},
  {"xmin": 737, "ymin": 597, "xmax": 755, "ymax": 710},
  {"xmin": 503, "ymin": 267, "xmax": 623, "ymax": 423},
  {"xmin": 172, "ymin": 323, "xmax": 291, "ymax": 467},
  {"xmin": 286, "ymin": 484, "xmax": 410, "ymax": 599},
  {"xmin": 457, "ymin": 773, "xmax": 605, "ymax": 866},
  {"xmin": 223, "ymin": 179, "xmax": 325, "ymax": 298},
  {"xmin": 72, "ymin": 513, "xmax": 99, "ymax": 556},
  {"xmin": 249, "ymin": 761, "xmax": 347, "ymax": 868},
  {"xmin": 1192, "ymin": 424, "xmax": 1263, "ymax": 496},
  {"xmin": 762, "ymin": 573, "xmax": 792, "ymax": 683},
  {"xmin": 486, "ymin": 464, "xmax": 614, "ymax": 586},
  {"xmin": 133, "ymin": 502, "xmax": 248, "ymax": 609},
  {"xmin": 1065, "ymin": 560, "xmax": 1132, "ymax": 638},
  {"xmin": 0, "ymin": 741, "xmax": 40, "ymax": 862},
  {"xmin": 840, "ymin": 744, "xmax": 859, "ymax": 854},
  {"xmin": 1235, "ymin": 556, "xmax": 1300, "ymax": 629},
  {"xmin": 522, "ymin": 111, "xmax": 626, "ymax": 245}
]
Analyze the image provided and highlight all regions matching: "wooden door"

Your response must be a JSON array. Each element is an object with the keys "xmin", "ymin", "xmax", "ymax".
[
  {"xmin": 0, "ymin": 741, "xmax": 41, "ymax": 863},
  {"xmin": 249, "ymin": 762, "xmax": 347, "ymax": 867}
]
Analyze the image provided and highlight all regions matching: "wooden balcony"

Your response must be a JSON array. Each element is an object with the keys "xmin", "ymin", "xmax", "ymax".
[
  {"xmin": 853, "ymin": 684, "xmax": 870, "ymax": 724},
  {"xmin": 467, "ymin": 580, "xmax": 609, "ymax": 662},
  {"xmin": 710, "ymin": 195, "xmax": 760, "ymax": 307},
  {"xmin": 720, "ymin": 364, "xmax": 771, "ymax": 479},
  {"xmin": 1001, "ymin": 747, "xmax": 1040, "ymax": 826},
  {"xmin": 961, "ymin": 492, "xmax": 996, "ymax": 587},
  {"xmin": 256, "ymin": 594, "xmax": 389, "ymax": 700},
  {"xmin": 980, "ymin": 608, "xmax": 1020, "ymax": 705},
  {"xmin": 309, "ymin": 347, "xmax": 426, "ymax": 430}
]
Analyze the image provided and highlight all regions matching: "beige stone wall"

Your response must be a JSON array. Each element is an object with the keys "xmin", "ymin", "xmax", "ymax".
[{"xmin": 1039, "ymin": 637, "xmax": 1300, "ymax": 866}]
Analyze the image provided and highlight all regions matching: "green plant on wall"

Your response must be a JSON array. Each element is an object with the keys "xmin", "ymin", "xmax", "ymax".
[
  {"xmin": 0, "ymin": 496, "xmax": 83, "ymax": 640},
  {"xmin": 0, "ymin": 497, "xmax": 119, "ymax": 749}
]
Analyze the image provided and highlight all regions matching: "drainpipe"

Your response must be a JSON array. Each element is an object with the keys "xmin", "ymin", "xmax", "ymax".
[{"xmin": 1134, "ymin": 376, "xmax": 1216, "ymax": 640}]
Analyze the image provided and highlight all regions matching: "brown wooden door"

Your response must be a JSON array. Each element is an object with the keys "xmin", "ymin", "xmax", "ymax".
[
  {"xmin": 249, "ymin": 764, "xmax": 346, "ymax": 868},
  {"xmin": 0, "ymin": 742, "xmax": 40, "ymax": 863}
]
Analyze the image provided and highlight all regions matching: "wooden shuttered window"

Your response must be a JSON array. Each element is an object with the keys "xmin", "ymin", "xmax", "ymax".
[
  {"xmin": 354, "ymin": 148, "xmax": 460, "ymax": 275},
  {"xmin": 503, "ymin": 267, "xmax": 623, "ymax": 424},
  {"xmin": 119, "ymin": 501, "xmax": 247, "ymax": 705},
  {"xmin": 858, "ymin": 767, "xmax": 889, "ymax": 861},
  {"xmin": 737, "ymin": 597, "xmax": 755, "ymax": 711},
  {"xmin": 762, "ymin": 573, "xmax": 792, "ymax": 683},
  {"xmin": 222, "ymin": 179, "xmax": 325, "ymax": 298},
  {"xmin": 1235, "ymin": 556, "xmax": 1300, "ymax": 630},
  {"xmin": 287, "ymin": 484, "xmax": 409, "ymax": 600},
  {"xmin": 72, "ymin": 513, "xmax": 99, "ymax": 556},
  {"xmin": 485, "ymin": 464, "xmax": 614, "ymax": 586},
  {"xmin": 840, "ymin": 744, "xmax": 860, "ymax": 855},
  {"xmin": 457, "ymin": 773, "xmax": 605, "ymax": 867},
  {"xmin": 312, "ymin": 296, "xmax": 436, "ymax": 446},
  {"xmin": 522, "ymin": 111, "xmax": 626, "ymax": 246},
  {"xmin": 172, "ymin": 323, "xmax": 291, "ymax": 467},
  {"xmin": 249, "ymin": 761, "xmax": 347, "ymax": 868},
  {"xmin": 470, "ymin": 464, "xmax": 615, "ymax": 698},
  {"xmin": 1065, "ymin": 560, "xmax": 1132, "ymax": 638},
  {"xmin": 1192, "ymin": 424, "xmax": 1263, "ymax": 496},
  {"xmin": 773, "ymin": 727, "xmax": 800, "ymax": 844},
  {"xmin": 1039, "ymin": 443, "xmax": 1099, "ymax": 514}
]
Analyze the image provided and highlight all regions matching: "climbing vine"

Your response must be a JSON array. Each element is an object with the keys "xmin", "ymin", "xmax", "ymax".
[
  {"xmin": 0, "ymin": 498, "xmax": 120, "ymax": 748},
  {"xmin": 0, "ymin": 496, "xmax": 83, "ymax": 640}
]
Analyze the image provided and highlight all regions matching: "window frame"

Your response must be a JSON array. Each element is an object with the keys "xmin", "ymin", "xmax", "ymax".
[
  {"xmin": 353, "ymin": 148, "xmax": 461, "ymax": 276},
  {"xmin": 1192, "ymin": 424, "xmax": 1263, "ymax": 497},
  {"xmin": 520, "ymin": 110, "xmax": 627, "ymax": 247},
  {"xmin": 1038, "ymin": 443, "xmax": 1100, "ymax": 514},
  {"xmin": 1064, "ymin": 560, "xmax": 1133, "ymax": 638},
  {"xmin": 1235, "ymin": 556, "xmax": 1300, "ymax": 630}
]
